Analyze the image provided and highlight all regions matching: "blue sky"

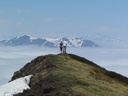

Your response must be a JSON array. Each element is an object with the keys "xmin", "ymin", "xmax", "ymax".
[{"xmin": 0, "ymin": 0, "xmax": 128, "ymax": 40}]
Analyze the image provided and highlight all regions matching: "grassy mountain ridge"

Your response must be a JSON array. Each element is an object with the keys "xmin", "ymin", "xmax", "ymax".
[{"xmin": 12, "ymin": 54, "xmax": 128, "ymax": 96}]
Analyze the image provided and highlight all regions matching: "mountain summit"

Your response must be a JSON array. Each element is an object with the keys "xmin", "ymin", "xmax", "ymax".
[
  {"xmin": 0, "ymin": 35, "xmax": 98, "ymax": 47},
  {"xmin": 10, "ymin": 54, "xmax": 128, "ymax": 96}
]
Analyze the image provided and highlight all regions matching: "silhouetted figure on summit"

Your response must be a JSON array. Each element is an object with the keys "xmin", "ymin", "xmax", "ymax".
[{"xmin": 59, "ymin": 41, "xmax": 63, "ymax": 53}]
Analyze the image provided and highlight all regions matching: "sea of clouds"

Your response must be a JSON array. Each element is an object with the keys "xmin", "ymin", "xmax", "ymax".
[{"xmin": 0, "ymin": 46, "xmax": 128, "ymax": 85}]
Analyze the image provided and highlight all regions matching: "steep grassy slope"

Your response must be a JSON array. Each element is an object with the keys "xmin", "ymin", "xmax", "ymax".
[{"xmin": 12, "ymin": 54, "xmax": 128, "ymax": 96}]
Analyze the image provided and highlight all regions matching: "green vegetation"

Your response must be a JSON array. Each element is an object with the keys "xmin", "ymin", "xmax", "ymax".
[{"xmin": 13, "ymin": 54, "xmax": 128, "ymax": 96}]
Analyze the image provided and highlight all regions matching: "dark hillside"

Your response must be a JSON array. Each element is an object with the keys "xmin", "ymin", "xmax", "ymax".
[{"xmin": 12, "ymin": 54, "xmax": 128, "ymax": 96}]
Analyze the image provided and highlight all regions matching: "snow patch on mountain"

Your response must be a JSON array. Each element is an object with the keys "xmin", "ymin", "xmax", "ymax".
[
  {"xmin": 0, "ymin": 75, "xmax": 32, "ymax": 96},
  {"xmin": 69, "ymin": 38, "xmax": 83, "ymax": 47}
]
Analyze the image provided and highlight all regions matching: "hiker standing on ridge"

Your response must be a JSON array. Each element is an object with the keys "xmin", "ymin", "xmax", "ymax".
[
  {"xmin": 62, "ymin": 40, "xmax": 68, "ymax": 54},
  {"xmin": 59, "ymin": 41, "xmax": 63, "ymax": 53}
]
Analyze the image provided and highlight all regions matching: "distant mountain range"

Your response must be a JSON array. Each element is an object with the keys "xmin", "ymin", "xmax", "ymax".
[{"xmin": 0, "ymin": 35, "xmax": 99, "ymax": 47}]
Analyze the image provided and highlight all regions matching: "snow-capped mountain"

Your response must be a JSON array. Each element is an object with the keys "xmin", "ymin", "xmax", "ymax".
[{"xmin": 0, "ymin": 35, "xmax": 99, "ymax": 47}]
